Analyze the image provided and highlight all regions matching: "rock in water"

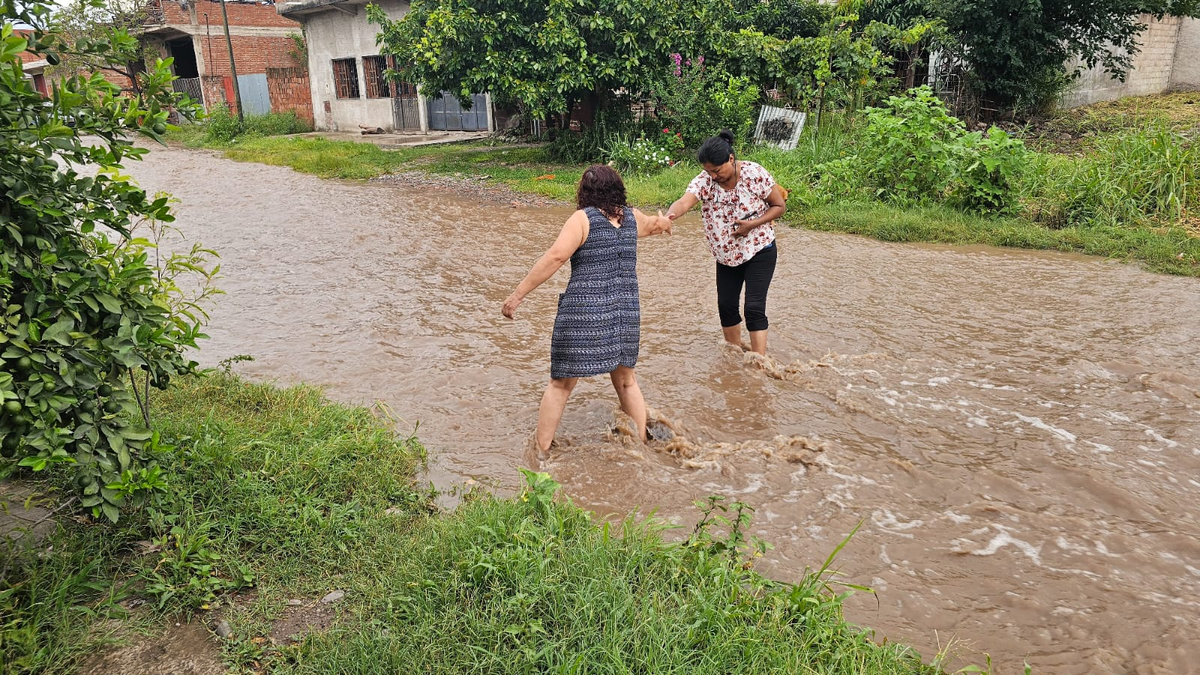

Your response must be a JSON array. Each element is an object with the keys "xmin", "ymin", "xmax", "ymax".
[{"xmin": 646, "ymin": 419, "xmax": 676, "ymax": 442}]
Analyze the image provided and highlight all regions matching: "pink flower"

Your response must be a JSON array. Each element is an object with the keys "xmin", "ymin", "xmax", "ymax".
[{"xmin": 663, "ymin": 128, "xmax": 670, "ymax": 133}]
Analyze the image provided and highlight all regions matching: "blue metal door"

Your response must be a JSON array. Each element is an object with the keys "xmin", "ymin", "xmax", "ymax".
[
  {"xmin": 237, "ymin": 73, "xmax": 271, "ymax": 117},
  {"xmin": 427, "ymin": 92, "xmax": 488, "ymax": 131}
]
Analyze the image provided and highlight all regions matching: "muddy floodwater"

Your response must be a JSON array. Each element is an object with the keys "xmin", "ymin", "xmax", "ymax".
[{"xmin": 134, "ymin": 146, "xmax": 1200, "ymax": 673}]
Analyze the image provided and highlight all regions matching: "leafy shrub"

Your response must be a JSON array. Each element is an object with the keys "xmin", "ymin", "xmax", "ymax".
[
  {"xmin": 657, "ymin": 57, "xmax": 759, "ymax": 148},
  {"xmin": 204, "ymin": 104, "xmax": 243, "ymax": 143},
  {"xmin": 546, "ymin": 104, "xmax": 641, "ymax": 163},
  {"xmin": 861, "ymin": 86, "xmax": 964, "ymax": 202},
  {"xmin": 604, "ymin": 128, "xmax": 685, "ymax": 175},
  {"xmin": 204, "ymin": 106, "xmax": 312, "ymax": 144},
  {"xmin": 949, "ymin": 127, "xmax": 1029, "ymax": 214},
  {"xmin": 846, "ymin": 87, "xmax": 1028, "ymax": 214},
  {"xmin": 0, "ymin": 10, "xmax": 211, "ymax": 522}
]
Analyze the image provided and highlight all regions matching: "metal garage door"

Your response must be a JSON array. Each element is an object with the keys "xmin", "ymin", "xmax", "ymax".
[{"xmin": 427, "ymin": 92, "xmax": 488, "ymax": 131}]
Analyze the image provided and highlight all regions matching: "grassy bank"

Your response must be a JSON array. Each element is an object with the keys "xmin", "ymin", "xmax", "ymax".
[
  {"xmin": 2, "ymin": 374, "xmax": 947, "ymax": 673},
  {"xmin": 169, "ymin": 94, "xmax": 1200, "ymax": 277}
]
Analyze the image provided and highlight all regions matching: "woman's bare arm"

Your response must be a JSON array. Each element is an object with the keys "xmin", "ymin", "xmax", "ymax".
[
  {"xmin": 665, "ymin": 192, "xmax": 699, "ymax": 221},
  {"xmin": 633, "ymin": 208, "xmax": 674, "ymax": 238},
  {"xmin": 502, "ymin": 211, "xmax": 588, "ymax": 318}
]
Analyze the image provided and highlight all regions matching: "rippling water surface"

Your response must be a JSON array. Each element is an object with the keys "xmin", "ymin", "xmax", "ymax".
[{"xmin": 135, "ymin": 147, "xmax": 1200, "ymax": 673}]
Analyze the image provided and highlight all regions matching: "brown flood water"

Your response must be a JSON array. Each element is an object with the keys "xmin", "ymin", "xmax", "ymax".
[{"xmin": 136, "ymin": 146, "xmax": 1200, "ymax": 673}]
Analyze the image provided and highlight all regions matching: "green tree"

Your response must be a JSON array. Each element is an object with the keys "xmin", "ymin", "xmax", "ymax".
[
  {"xmin": 719, "ymin": 7, "xmax": 893, "ymax": 112},
  {"xmin": 368, "ymin": 0, "xmax": 720, "ymax": 123},
  {"xmin": 1, "ymin": 0, "xmax": 206, "ymax": 521},
  {"xmin": 935, "ymin": 0, "xmax": 1200, "ymax": 111},
  {"xmin": 727, "ymin": 0, "xmax": 830, "ymax": 40},
  {"xmin": 46, "ymin": 0, "xmax": 156, "ymax": 94}
]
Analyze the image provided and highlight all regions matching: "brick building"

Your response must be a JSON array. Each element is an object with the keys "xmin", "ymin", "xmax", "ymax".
[
  {"xmin": 140, "ymin": 0, "xmax": 313, "ymax": 122},
  {"xmin": 15, "ymin": 30, "xmax": 49, "ymax": 96}
]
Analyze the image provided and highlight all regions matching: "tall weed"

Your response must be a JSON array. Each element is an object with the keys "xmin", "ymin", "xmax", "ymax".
[
  {"xmin": 1053, "ymin": 125, "xmax": 1197, "ymax": 227},
  {"xmin": 203, "ymin": 106, "xmax": 313, "ymax": 144}
]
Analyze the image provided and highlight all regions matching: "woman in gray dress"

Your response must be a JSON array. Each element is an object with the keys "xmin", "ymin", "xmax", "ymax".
[{"xmin": 503, "ymin": 165, "xmax": 673, "ymax": 455}]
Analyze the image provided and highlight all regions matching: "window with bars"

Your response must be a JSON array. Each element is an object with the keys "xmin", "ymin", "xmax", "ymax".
[
  {"xmin": 387, "ymin": 56, "xmax": 419, "ymax": 99},
  {"xmin": 362, "ymin": 56, "xmax": 390, "ymax": 98},
  {"xmin": 332, "ymin": 58, "xmax": 360, "ymax": 99}
]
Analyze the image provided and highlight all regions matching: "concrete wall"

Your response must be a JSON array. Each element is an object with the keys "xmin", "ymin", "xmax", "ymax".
[
  {"xmin": 1171, "ymin": 17, "xmax": 1200, "ymax": 89},
  {"xmin": 302, "ymin": 0, "xmax": 410, "ymax": 132},
  {"xmin": 1061, "ymin": 14, "xmax": 1182, "ymax": 107}
]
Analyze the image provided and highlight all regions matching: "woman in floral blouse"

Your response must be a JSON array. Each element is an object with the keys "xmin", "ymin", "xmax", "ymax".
[{"xmin": 666, "ymin": 129, "xmax": 787, "ymax": 355}]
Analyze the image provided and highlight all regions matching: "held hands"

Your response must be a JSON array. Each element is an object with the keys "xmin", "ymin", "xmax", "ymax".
[
  {"xmin": 654, "ymin": 210, "xmax": 673, "ymax": 236},
  {"xmin": 502, "ymin": 291, "xmax": 524, "ymax": 319}
]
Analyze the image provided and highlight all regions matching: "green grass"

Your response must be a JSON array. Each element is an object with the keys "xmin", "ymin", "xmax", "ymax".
[
  {"xmin": 2, "ymin": 374, "xmax": 949, "ymax": 673},
  {"xmin": 800, "ymin": 201, "xmax": 1200, "ymax": 276}
]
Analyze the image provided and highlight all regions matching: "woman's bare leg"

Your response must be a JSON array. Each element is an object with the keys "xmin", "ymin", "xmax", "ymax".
[
  {"xmin": 610, "ymin": 366, "xmax": 648, "ymax": 441},
  {"xmin": 722, "ymin": 324, "xmax": 743, "ymax": 348},
  {"xmin": 536, "ymin": 377, "xmax": 577, "ymax": 452},
  {"xmin": 748, "ymin": 329, "xmax": 768, "ymax": 355}
]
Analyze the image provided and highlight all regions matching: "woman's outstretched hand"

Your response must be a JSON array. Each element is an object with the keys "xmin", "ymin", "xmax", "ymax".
[
  {"xmin": 655, "ymin": 210, "xmax": 673, "ymax": 235},
  {"xmin": 502, "ymin": 291, "xmax": 523, "ymax": 319}
]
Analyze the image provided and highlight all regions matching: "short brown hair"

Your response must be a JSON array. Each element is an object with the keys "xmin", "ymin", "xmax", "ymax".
[{"xmin": 576, "ymin": 164, "xmax": 627, "ymax": 220}]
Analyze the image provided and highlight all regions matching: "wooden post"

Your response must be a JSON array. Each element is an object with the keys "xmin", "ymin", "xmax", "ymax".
[{"xmin": 220, "ymin": 0, "xmax": 244, "ymax": 122}]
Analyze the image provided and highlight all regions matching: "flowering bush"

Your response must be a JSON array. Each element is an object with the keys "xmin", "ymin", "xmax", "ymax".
[
  {"xmin": 657, "ymin": 56, "xmax": 758, "ymax": 148},
  {"xmin": 604, "ymin": 128, "xmax": 685, "ymax": 175}
]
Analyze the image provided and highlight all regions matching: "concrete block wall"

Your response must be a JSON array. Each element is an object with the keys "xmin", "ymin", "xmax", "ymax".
[
  {"xmin": 1061, "ymin": 14, "xmax": 1183, "ymax": 107},
  {"xmin": 1171, "ymin": 18, "xmax": 1200, "ymax": 89}
]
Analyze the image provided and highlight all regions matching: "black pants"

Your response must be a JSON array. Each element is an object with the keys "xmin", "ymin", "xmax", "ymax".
[{"xmin": 716, "ymin": 243, "xmax": 777, "ymax": 332}]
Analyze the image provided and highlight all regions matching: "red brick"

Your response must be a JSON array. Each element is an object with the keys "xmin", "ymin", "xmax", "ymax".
[
  {"xmin": 266, "ymin": 66, "xmax": 313, "ymax": 125},
  {"xmin": 155, "ymin": 0, "xmax": 299, "ymax": 29},
  {"xmin": 196, "ymin": 34, "xmax": 303, "ymax": 76}
]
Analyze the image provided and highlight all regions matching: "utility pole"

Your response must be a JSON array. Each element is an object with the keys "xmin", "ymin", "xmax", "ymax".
[{"xmin": 219, "ymin": 0, "xmax": 244, "ymax": 122}]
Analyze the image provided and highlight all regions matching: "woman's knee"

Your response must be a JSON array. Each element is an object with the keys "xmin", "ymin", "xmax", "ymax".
[
  {"xmin": 610, "ymin": 367, "xmax": 637, "ymax": 389},
  {"xmin": 549, "ymin": 377, "xmax": 578, "ymax": 393}
]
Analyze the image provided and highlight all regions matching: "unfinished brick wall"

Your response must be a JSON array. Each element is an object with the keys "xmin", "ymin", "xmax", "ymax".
[
  {"xmin": 266, "ymin": 67, "xmax": 313, "ymax": 125},
  {"xmin": 156, "ymin": 0, "xmax": 299, "ymax": 28},
  {"xmin": 196, "ymin": 33, "xmax": 303, "ymax": 76},
  {"xmin": 202, "ymin": 74, "xmax": 232, "ymax": 111}
]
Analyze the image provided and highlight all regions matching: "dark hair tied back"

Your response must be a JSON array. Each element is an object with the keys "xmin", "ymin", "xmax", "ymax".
[{"xmin": 697, "ymin": 129, "xmax": 736, "ymax": 166}]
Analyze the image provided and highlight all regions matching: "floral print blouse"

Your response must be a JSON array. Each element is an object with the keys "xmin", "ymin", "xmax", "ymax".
[{"xmin": 685, "ymin": 161, "xmax": 778, "ymax": 266}]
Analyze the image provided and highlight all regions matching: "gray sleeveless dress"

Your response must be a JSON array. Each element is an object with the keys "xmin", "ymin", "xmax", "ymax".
[{"xmin": 550, "ymin": 206, "xmax": 640, "ymax": 379}]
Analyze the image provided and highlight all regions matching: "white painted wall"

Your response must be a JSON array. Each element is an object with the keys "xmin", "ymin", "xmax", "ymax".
[
  {"xmin": 1171, "ymin": 17, "xmax": 1200, "ymax": 89},
  {"xmin": 1061, "ymin": 14, "xmax": 1183, "ymax": 107},
  {"xmin": 302, "ymin": 0, "xmax": 409, "ymax": 132}
]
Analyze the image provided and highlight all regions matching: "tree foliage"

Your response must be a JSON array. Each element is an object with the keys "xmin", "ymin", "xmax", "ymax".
[
  {"xmin": 933, "ymin": 0, "xmax": 1200, "ymax": 110},
  {"xmin": 46, "ymin": 0, "xmax": 155, "ymax": 93},
  {"xmin": 368, "ymin": 0, "xmax": 719, "ymax": 120},
  {"xmin": 1, "ymin": 0, "xmax": 209, "ymax": 521},
  {"xmin": 726, "ymin": 0, "xmax": 830, "ymax": 40}
]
